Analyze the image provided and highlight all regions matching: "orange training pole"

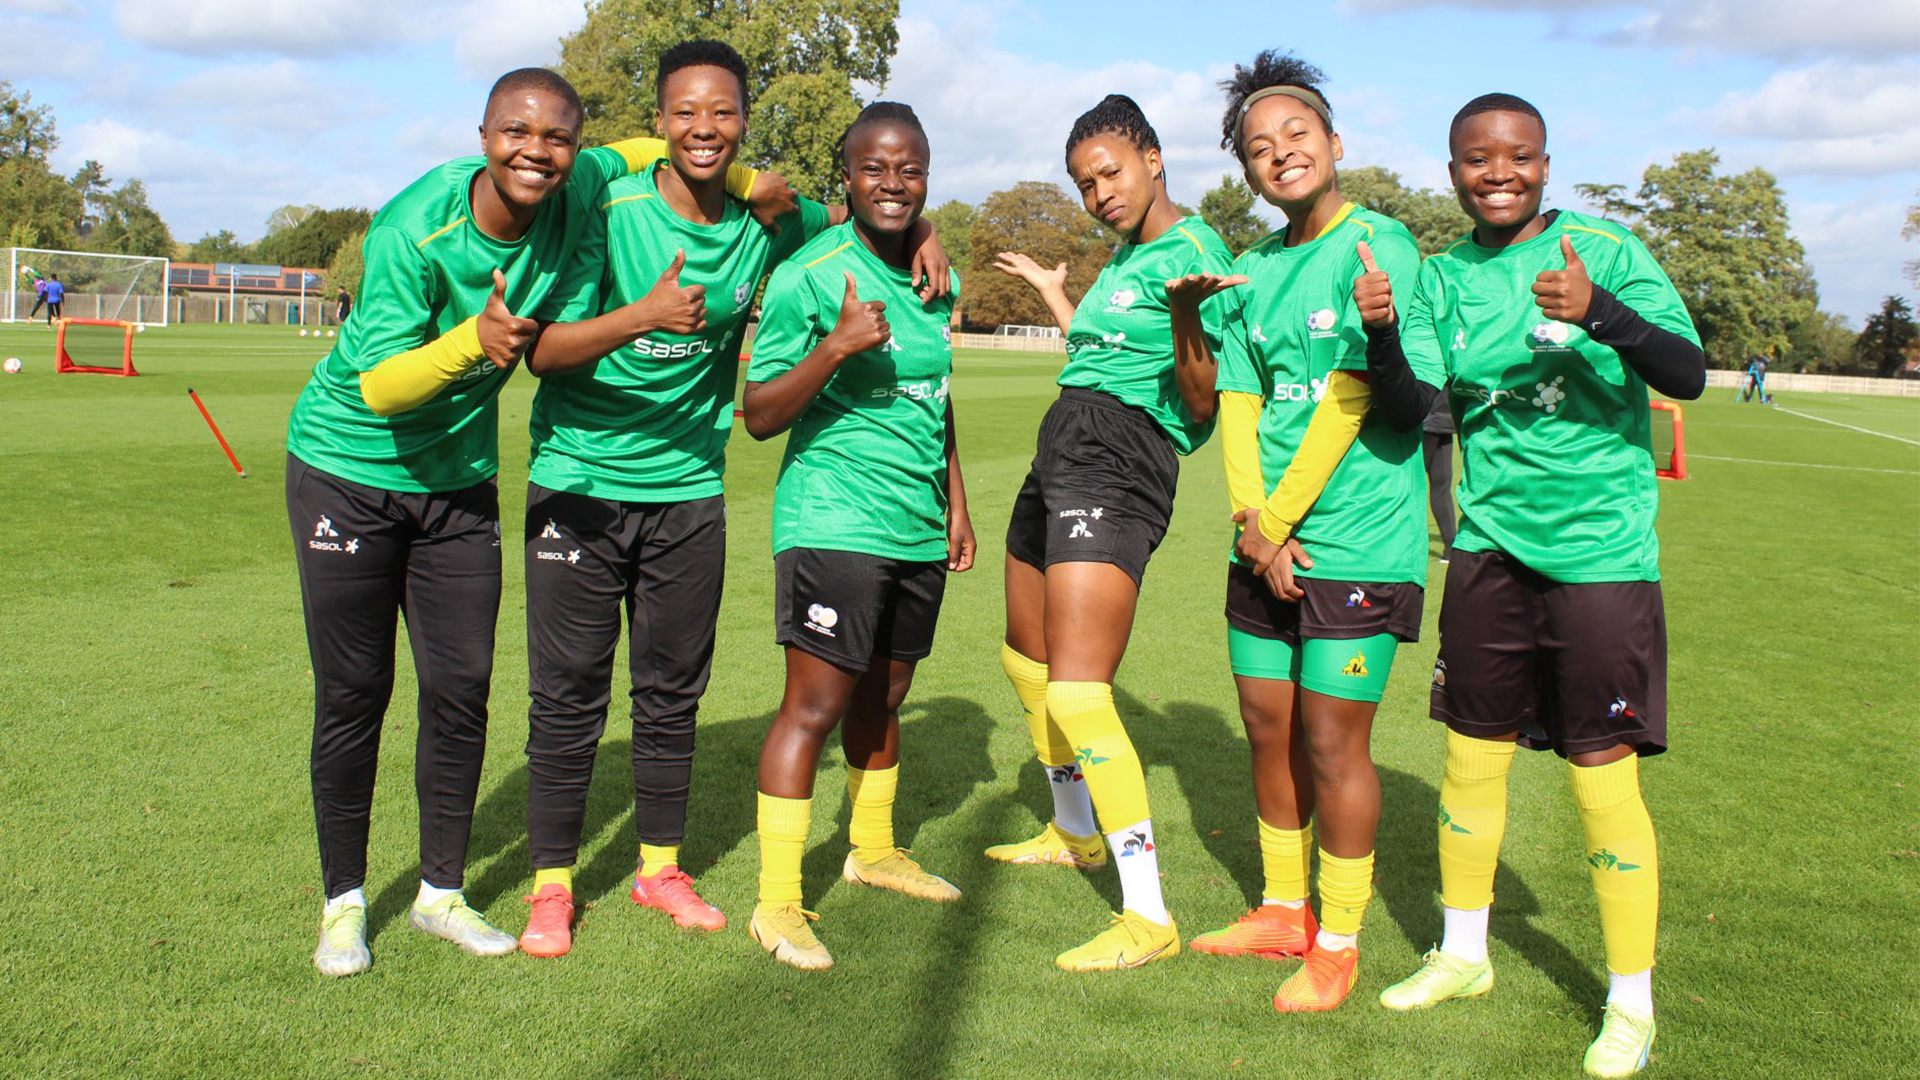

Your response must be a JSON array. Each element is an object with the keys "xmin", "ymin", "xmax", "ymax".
[{"xmin": 187, "ymin": 387, "xmax": 247, "ymax": 477}]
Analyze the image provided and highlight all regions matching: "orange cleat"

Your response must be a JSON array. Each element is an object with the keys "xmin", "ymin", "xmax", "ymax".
[
  {"xmin": 630, "ymin": 866, "xmax": 726, "ymax": 931},
  {"xmin": 1190, "ymin": 903, "xmax": 1318, "ymax": 960},
  {"xmin": 1274, "ymin": 943, "xmax": 1359, "ymax": 1012},
  {"xmin": 519, "ymin": 883, "xmax": 575, "ymax": 958}
]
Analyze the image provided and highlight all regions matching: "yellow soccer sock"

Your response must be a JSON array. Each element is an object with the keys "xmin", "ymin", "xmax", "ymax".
[
  {"xmin": 1438, "ymin": 730, "xmax": 1516, "ymax": 911},
  {"xmin": 637, "ymin": 844, "xmax": 680, "ymax": 878},
  {"xmin": 1044, "ymin": 682, "xmax": 1150, "ymax": 834},
  {"xmin": 1317, "ymin": 848, "xmax": 1375, "ymax": 937},
  {"xmin": 756, "ymin": 792, "xmax": 812, "ymax": 907},
  {"xmin": 1571, "ymin": 755, "xmax": 1660, "ymax": 976},
  {"xmin": 846, "ymin": 763, "xmax": 899, "ymax": 863},
  {"xmin": 1003, "ymin": 644, "xmax": 1073, "ymax": 767},
  {"xmin": 1258, "ymin": 818, "xmax": 1312, "ymax": 905},
  {"xmin": 532, "ymin": 866, "xmax": 572, "ymax": 893}
]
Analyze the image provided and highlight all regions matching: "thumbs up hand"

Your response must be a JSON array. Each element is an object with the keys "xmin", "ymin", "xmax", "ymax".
[
  {"xmin": 827, "ymin": 272, "xmax": 891, "ymax": 357},
  {"xmin": 629, "ymin": 248, "xmax": 707, "ymax": 336},
  {"xmin": 1531, "ymin": 234, "xmax": 1594, "ymax": 324},
  {"xmin": 479, "ymin": 268, "xmax": 539, "ymax": 369},
  {"xmin": 1352, "ymin": 240, "xmax": 1396, "ymax": 329}
]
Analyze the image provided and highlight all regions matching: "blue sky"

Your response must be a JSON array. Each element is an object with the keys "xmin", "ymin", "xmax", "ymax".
[{"xmin": 4, "ymin": 0, "xmax": 1915, "ymax": 322}]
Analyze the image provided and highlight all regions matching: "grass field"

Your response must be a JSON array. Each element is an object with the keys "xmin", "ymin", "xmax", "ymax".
[{"xmin": 0, "ymin": 323, "xmax": 1915, "ymax": 1080}]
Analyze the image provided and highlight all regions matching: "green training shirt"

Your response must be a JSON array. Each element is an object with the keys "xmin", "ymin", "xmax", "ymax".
[
  {"xmin": 1057, "ymin": 215, "xmax": 1233, "ymax": 455},
  {"xmin": 528, "ymin": 165, "xmax": 833, "ymax": 501},
  {"xmin": 1401, "ymin": 209, "xmax": 1700, "ymax": 582},
  {"xmin": 1217, "ymin": 204, "xmax": 1439, "ymax": 584},
  {"xmin": 285, "ymin": 146, "xmax": 635, "ymax": 492},
  {"xmin": 746, "ymin": 222, "xmax": 958, "ymax": 562}
]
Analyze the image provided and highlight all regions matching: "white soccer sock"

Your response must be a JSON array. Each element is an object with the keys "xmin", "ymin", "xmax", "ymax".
[
  {"xmin": 1607, "ymin": 968, "xmax": 1654, "ymax": 1016},
  {"xmin": 1317, "ymin": 929, "xmax": 1358, "ymax": 952},
  {"xmin": 1262, "ymin": 897, "xmax": 1308, "ymax": 909},
  {"xmin": 415, "ymin": 880, "xmax": 460, "ymax": 907},
  {"xmin": 1048, "ymin": 762, "xmax": 1098, "ymax": 838},
  {"xmin": 324, "ymin": 887, "xmax": 366, "ymax": 914},
  {"xmin": 1108, "ymin": 818, "xmax": 1168, "ymax": 924},
  {"xmin": 1440, "ymin": 904, "xmax": 1490, "ymax": 963}
]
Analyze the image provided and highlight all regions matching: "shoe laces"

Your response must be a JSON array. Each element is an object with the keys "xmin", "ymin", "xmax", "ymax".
[
  {"xmin": 1301, "ymin": 945, "xmax": 1354, "ymax": 987},
  {"xmin": 762, "ymin": 903, "xmax": 821, "ymax": 941},
  {"xmin": 525, "ymin": 886, "xmax": 573, "ymax": 915},
  {"xmin": 1594, "ymin": 1004, "xmax": 1652, "ymax": 1051},
  {"xmin": 649, "ymin": 868, "xmax": 709, "ymax": 908},
  {"xmin": 321, "ymin": 905, "xmax": 363, "ymax": 936}
]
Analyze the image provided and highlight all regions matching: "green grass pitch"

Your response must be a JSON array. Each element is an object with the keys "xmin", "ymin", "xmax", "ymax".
[{"xmin": 0, "ymin": 324, "xmax": 1914, "ymax": 1079}]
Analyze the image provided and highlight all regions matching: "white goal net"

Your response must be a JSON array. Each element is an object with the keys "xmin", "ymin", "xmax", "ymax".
[{"xmin": 6, "ymin": 248, "xmax": 171, "ymax": 327}]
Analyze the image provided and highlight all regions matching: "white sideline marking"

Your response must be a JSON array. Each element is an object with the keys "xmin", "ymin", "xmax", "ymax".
[
  {"xmin": 1691, "ymin": 454, "xmax": 1920, "ymax": 476},
  {"xmin": 1772, "ymin": 406, "xmax": 1920, "ymax": 447}
]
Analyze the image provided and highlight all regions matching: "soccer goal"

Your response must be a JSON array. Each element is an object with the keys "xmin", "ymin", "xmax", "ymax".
[
  {"xmin": 56, "ymin": 318, "xmax": 139, "ymax": 377},
  {"xmin": 1649, "ymin": 400, "xmax": 1687, "ymax": 480},
  {"xmin": 7, "ymin": 248, "xmax": 171, "ymax": 327}
]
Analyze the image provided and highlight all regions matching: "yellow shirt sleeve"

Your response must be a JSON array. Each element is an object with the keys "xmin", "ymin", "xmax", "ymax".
[
  {"xmin": 357, "ymin": 317, "xmax": 485, "ymax": 417},
  {"xmin": 1257, "ymin": 371, "xmax": 1371, "ymax": 544},
  {"xmin": 599, "ymin": 136, "xmax": 760, "ymax": 201},
  {"xmin": 1219, "ymin": 391, "xmax": 1267, "ymax": 514}
]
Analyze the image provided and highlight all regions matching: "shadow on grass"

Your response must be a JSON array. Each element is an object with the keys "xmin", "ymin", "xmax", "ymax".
[{"xmin": 584, "ymin": 693, "xmax": 1001, "ymax": 1080}]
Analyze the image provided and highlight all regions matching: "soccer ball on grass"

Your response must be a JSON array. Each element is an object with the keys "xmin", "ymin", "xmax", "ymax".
[{"xmin": 3, "ymin": 358, "xmax": 23, "ymax": 374}]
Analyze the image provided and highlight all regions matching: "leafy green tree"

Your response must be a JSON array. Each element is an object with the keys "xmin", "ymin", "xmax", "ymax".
[
  {"xmin": 1853, "ymin": 295, "xmax": 1918, "ymax": 377},
  {"xmin": 557, "ymin": 0, "xmax": 900, "ymax": 201},
  {"xmin": 1572, "ymin": 182, "xmax": 1641, "ymax": 222},
  {"xmin": 965, "ymin": 181, "xmax": 1108, "ymax": 327},
  {"xmin": 1338, "ymin": 165, "xmax": 1471, "ymax": 255},
  {"xmin": 252, "ymin": 207, "xmax": 373, "ymax": 269},
  {"xmin": 922, "ymin": 199, "xmax": 975, "ymax": 278},
  {"xmin": 69, "ymin": 159, "xmax": 108, "ymax": 236},
  {"xmin": 1780, "ymin": 309, "xmax": 1855, "ymax": 373},
  {"xmin": 0, "ymin": 81, "xmax": 57, "ymax": 163},
  {"xmin": 186, "ymin": 229, "xmax": 249, "ymax": 264},
  {"xmin": 325, "ymin": 229, "xmax": 366, "ymax": 302},
  {"xmin": 80, "ymin": 179, "xmax": 173, "ymax": 258},
  {"xmin": 1198, "ymin": 174, "xmax": 1266, "ymax": 255},
  {"xmin": 1617, "ymin": 150, "xmax": 1814, "ymax": 368}
]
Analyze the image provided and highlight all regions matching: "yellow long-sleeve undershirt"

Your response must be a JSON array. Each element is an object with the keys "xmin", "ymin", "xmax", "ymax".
[{"xmin": 1219, "ymin": 372, "xmax": 1373, "ymax": 546}]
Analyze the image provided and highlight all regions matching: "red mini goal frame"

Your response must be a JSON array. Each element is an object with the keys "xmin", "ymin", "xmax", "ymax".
[
  {"xmin": 1650, "ymin": 400, "xmax": 1686, "ymax": 480},
  {"xmin": 55, "ymin": 318, "xmax": 139, "ymax": 376}
]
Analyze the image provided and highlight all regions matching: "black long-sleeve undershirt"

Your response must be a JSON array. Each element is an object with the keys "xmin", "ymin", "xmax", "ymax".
[
  {"xmin": 1362, "ymin": 320, "xmax": 1441, "ymax": 431},
  {"xmin": 1582, "ymin": 285, "xmax": 1706, "ymax": 400}
]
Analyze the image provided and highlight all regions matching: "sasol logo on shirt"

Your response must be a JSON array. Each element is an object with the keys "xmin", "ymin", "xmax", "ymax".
[
  {"xmin": 870, "ymin": 375, "xmax": 950, "ymax": 402},
  {"xmin": 630, "ymin": 337, "xmax": 715, "ymax": 359},
  {"xmin": 1272, "ymin": 376, "xmax": 1328, "ymax": 403}
]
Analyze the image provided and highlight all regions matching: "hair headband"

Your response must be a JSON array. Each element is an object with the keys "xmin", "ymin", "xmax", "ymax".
[{"xmin": 1237, "ymin": 85, "xmax": 1332, "ymax": 146}]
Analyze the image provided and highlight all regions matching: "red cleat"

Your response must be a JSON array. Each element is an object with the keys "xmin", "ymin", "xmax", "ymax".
[
  {"xmin": 631, "ymin": 867, "xmax": 726, "ymax": 931},
  {"xmin": 1190, "ymin": 903, "xmax": 1318, "ymax": 960},
  {"xmin": 519, "ymin": 883, "xmax": 575, "ymax": 958}
]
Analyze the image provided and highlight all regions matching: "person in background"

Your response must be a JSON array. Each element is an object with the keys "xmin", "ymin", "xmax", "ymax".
[{"xmin": 1423, "ymin": 392, "xmax": 1457, "ymax": 560}]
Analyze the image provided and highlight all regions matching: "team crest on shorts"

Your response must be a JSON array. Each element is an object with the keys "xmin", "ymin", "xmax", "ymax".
[
  {"xmin": 1431, "ymin": 658, "xmax": 1446, "ymax": 689},
  {"xmin": 805, "ymin": 602, "xmax": 839, "ymax": 637}
]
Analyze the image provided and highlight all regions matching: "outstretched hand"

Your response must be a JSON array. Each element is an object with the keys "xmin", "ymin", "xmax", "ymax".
[
  {"xmin": 1165, "ymin": 271, "xmax": 1249, "ymax": 311},
  {"xmin": 1352, "ymin": 240, "xmax": 1396, "ymax": 329},
  {"xmin": 478, "ymin": 268, "xmax": 537, "ymax": 369},
  {"xmin": 992, "ymin": 251, "xmax": 1068, "ymax": 294},
  {"xmin": 1531, "ymin": 234, "xmax": 1594, "ymax": 324}
]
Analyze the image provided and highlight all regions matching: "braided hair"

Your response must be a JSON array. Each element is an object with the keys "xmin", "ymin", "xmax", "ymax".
[
  {"xmin": 1064, "ymin": 94, "xmax": 1162, "ymax": 178},
  {"xmin": 836, "ymin": 101, "xmax": 929, "ymax": 168}
]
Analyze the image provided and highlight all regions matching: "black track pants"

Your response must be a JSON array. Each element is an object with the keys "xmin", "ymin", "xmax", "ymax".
[
  {"xmin": 523, "ymin": 486, "xmax": 725, "ymax": 869},
  {"xmin": 287, "ymin": 456, "xmax": 501, "ymax": 898}
]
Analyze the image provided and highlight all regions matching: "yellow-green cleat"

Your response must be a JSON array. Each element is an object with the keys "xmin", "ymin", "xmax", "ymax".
[
  {"xmin": 408, "ymin": 893, "xmax": 518, "ymax": 956},
  {"xmin": 1378, "ymin": 948, "xmax": 1494, "ymax": 1010},
  {"xmin": 984, "ymin": 822, "xmax": 1107, "ymax": 870},
  {"xmin": 1055, "ymin": 910, "xmax": 1180, "ymax": 972},
  {"xmin": 313, "ymin": 902, "xmax": 371, "ymax": 977},
  {"xmin": 749, "ymin": 902, "xmax": 833, "ymax": 971},
  {"xmin": 843, "ymin": 849, "xmax": 961, "ymax": 902},
  {"xmin": 1584, "ymin": 1003, "xmax": 1656, "ymax": 1078}
]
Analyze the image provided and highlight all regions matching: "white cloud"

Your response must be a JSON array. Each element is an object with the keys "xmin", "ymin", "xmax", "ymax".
[
  {"xmin": 1703, "ymin": 60, "xmax": 1920, "ymax": 177},
  {"xmin": 448, "ymin": 0, "xmax": 587, "ymax": 82},
  {"xmin": 1793, "ymin": 197, "xmax": 1918, "ymax": 321},
  {"xmin": 115, "ymin": 0, "xmax": 420, "ymax": 59},
  {"xmin": 1341, "ymin": 0, "xmax": 1920, "ymax": 57},
  {"xmin": 0, "ymin": 14, "xmax": 104, "ymax": 81}
]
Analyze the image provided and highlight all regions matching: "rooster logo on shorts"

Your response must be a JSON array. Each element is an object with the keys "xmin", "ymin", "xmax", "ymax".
[
  {"xmin": 1608, "ymin": 697, "xmax": 1636, "ymax": 720},
  {"xmin": 1346, "ymin": 587, "xmax": 1371, "ymax": 608}
]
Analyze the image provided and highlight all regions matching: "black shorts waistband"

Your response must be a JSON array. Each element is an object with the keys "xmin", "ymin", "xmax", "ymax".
[{"xmin": 1058, "ymin": 386, "xmax": 1146, "ymax": 414}]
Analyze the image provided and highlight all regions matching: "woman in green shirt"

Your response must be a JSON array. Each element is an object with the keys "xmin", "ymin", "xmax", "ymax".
[
  {"xmin": 738, "ymin": 103, "xmax": 973, "ymax": 971},
  {"xmin": 989, "ymin": 94, "xmax": 1240, "ymax": 971}
]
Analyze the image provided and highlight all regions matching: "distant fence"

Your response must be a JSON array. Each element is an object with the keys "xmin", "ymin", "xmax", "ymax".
[
  {"xmin": 954, "ymin": 332, "xmax": 1065, "ymax": 353},
  {"xmin": 1705, "ymin": 368, "xmax": 1920, "ymax": 398},
  {"xmin": 6, "ymin": 289, "xmax": 342, "ymax": 326}
]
